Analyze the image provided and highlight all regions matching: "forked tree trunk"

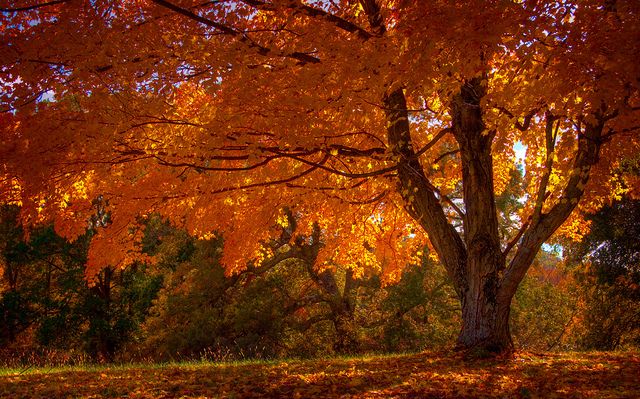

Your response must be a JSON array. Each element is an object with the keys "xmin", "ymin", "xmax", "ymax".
[
  {"xmin": 383, "ymin": 76, "xmax": 605, "ymax": 355},
  {"xmin": 385, "ymin": 82, "xmax": 519, "ymax": 354},
  {"xmin": 357, "ymin": 0, "xmax": 609, "ymax": 358},
  {"xmin": 449, "ymin": 78, "xmax": 514, "ymax": 353}
]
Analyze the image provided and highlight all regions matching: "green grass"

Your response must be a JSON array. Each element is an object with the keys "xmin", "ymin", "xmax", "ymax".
[
  {"xmin": 0, "ymin": 357, "xmax": 280, "ymax": 377},
  {"xmin": 0, "ymin": 350, "xmax": 418, "ymax": 377}
]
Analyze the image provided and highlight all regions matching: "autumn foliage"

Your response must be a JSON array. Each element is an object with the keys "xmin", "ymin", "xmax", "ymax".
[{"xmin": 1, "ymin": 0, "xmax": 639, "ymax": 352}]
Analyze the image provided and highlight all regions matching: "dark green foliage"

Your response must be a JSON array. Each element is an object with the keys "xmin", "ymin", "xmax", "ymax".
[
  {"xmin": 36, "ymin": 263, "xmax": 162, "ymax": 362},
  {"xmin": 510, "ymin": 251, "xmax": 577, "ymax": 351},
  {"xmin": 0, "ymin": 205, "xmax": 162, "ymax": 363},
  {"xmin": 141, "ymin": 235, "xmax": 232, "ymax": 359},
  {"xmin": 0, "ymin": 290, "xmax": 32, "ymax": 346},
  {"xmin": 141, "ymin": 239, "xmax": 461, "ymax": 361},
  {"xmin": 5, "ymin": 199, "xmax": 637, "ymax": 364},
  {"xmin": 141, "ymin": 240, "xmax": 327, "ymax": 360},
  {"xmin": 381, "ymin": 258, "xmax": 459, "ymax": 352},
  {"xmin": 573, "ymin": 199, "xmax": 640, "ymax": 285},
  {"xmin": 495, "ymin": 164, "xmax": 527, "ymax": 243},
  {"xmin": 568, "ymin": 198, "xmax": 640, "ymax": 350}
]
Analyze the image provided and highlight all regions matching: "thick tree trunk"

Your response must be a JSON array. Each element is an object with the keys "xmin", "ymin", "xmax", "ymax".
[
  {"xmin": 457, "ymin": 274, "xmax": 513, "ymax": 353},
  {"xmin": 458, "ymin": 301, "xmax": 512, "ymax": 353},
  {"xmin": 332, "ymin": 312, "xmax": 358, "ymax": 354},
  {"xmin": 449, "ymin": 79, "xmax": 513, "ymax": 353}
]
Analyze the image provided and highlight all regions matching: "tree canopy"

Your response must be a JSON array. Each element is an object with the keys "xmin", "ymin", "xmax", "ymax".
[{"xmin": 1, "ymin": 0, "xmax": 639, "ymax": 352}]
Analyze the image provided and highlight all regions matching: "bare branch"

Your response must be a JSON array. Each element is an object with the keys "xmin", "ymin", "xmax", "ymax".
[
  {"xmin": 267, "ymin": 148, "xmax": 398, "ymax": 179},
  {"xmin": 531, "ymin": 111, "xmax": 559, "ymax": 226},
  {"xmin": 414, "ymin": 128, "xmax": 451, "ymax": 158},
  {"xmin": 495, "ymin": 105, "xmax": 543, "ymax": 131},
  {"xmin": 131, "ymin": 155, "xmax": 327, "ymax": 202},
  {"xmin": 432, "ymin": 149, "xmax": 459, "ymax": 165},
  {"xmin": 502, "ymin": 218, "xmax": 530, "ymax": 257},
  {"xmin": 501, "ymin": 113, "xmax": 606, "ymax": 300},
  {"xmin": 152, "ymin": 154, "xmax": 279, "ymax": 172},
  {"xmin": 239, "ymin": 0, "xmax": 375, "ymax": 40},
  {"xmin": 151, "ymin": 0, "xmax": 321, "ymax": 64},
  {"xmin": 324, "ymin": 189, "xmax": 388, "ymax": 205},
  {"xmin": 0, "ymin": 0, "xmax": 68, "ymax": 13}
]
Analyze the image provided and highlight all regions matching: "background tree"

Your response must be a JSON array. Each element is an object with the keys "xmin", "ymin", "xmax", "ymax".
[
  {"xmin": 1, "ymin": 0, "xmax": 639, "ymax": 354},
  {"xmin": 380, "ymin": 258, "xmax": 459, "ymax": 353},
  {"xmin": 0, "ymin": 205, "xmax": 162, "ymax": 363},
  {"xmin": 141, "ymin": 213, "xmax": 460, "ymax": 360},
  {"xmin": 510, "ymin": 250, "xmax": 577, "ymax": 351},
  {"xmin": 567, "ymin": 197, "xmax": 640, "ymax": 350},
  {"xmin": 0, "ymin": 205, "xmax": 33, "ymax": 347},
  {"xmin": 3, "ymin": 202, "xmax": 632, "ymax": 364}
]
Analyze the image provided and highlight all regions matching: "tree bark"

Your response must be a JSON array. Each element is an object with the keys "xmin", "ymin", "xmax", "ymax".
[
  {"xmin": 331, "ymin": 268, "xmax": 359, "ymax": 353},
  {"xmin": 383, "ymin": 70, "xmax": 606, "ymax": 355},
  {"xmin": 383, "ymin": 88, "xmax": 467, "ymax": 298},
  {"xmin": 383, "ymin": 81, "xmax": 586, "ymax": 354},
  {"xmin": 457, "ymin": 256, "xmax": 513, "ymax": 353},
  {"xmin": 450, "ymin": 79, "xmax": 513, "ymax": 353}
]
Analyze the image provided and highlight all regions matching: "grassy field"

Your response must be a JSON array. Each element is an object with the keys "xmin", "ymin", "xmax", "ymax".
[{"xmin": 1, "ymin": 351, "xmax": 639, "ymax": 398}]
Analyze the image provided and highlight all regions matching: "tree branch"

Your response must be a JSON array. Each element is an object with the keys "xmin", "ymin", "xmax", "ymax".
[
  {"xmin": 414, "ymin": 128, "xmax": 451, "ymax": 158},
  {"xmin": 531, "ymin": 111, "xmax": 559, "ymax": 226},
  {"xmin": 359, "ymin": 0, "xmax": 386, "ymax": 35},
  {"xmin": 501, "ymin": 113, "xmax": 606, "ymax": 300},
  {"xmin": 384, "ymin": 88, "xmax": 467, "ymax": 298},
  {"xmin": 239, "ymin": 0, "xmax": 375, "ymax": 40},
  {"xmin": 131, "ymin": 156, "xmax": 327, "ymax": 201},
  {"xmin": 266, "ymin": 148, "xmax": 397, "ymax": 179},
  {"xmin": 151, "ymin": 0, "xmax": 321, "ymax": 64},
  {"xmin": 432, "ymin": 149, "xmax": 459, "ymax": 165},
  {"xmin": 0, "ymin": 0, "xmax": 68, "ymax": 12},
  {"xmin": 502, "ymin": 218, "xmax": 530, "ymax": 257},
  {"xmin": 495, "ymin": 105, "xmax": 543, "ymax": 132}
]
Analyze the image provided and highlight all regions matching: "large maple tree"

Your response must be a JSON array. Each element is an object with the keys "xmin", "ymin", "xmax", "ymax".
[{"xmin": 1, "ymin": 0, "xmax": 639, "ymax": 353}]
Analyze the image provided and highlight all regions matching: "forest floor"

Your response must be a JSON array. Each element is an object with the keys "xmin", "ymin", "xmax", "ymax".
[{"xmin": 0, "ymin": 350, "xmax": 639, "ymax": 398}]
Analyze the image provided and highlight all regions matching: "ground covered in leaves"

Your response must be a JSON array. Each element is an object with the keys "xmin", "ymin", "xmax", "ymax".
[{"xmin": 1, "ymin": 351, "xmax": 639, "ymax": 398}]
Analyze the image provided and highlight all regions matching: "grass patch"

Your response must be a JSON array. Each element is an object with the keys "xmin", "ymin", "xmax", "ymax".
[{"xmin": 0, "ymin": 357, "xmax": 284, "ymax": 377}]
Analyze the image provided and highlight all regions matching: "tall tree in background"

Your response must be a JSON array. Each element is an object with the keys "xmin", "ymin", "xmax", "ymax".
[
  {"xmin": 0, "ymin": 202, "xmax": 162, "ymax": 362},
  {"xmin": 568, "ymin": 197, "xmax": 640, "ymax": 350},
  {"xmin": 1, "ymin": 0, "xmax": 639, "ymax": 353}
]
